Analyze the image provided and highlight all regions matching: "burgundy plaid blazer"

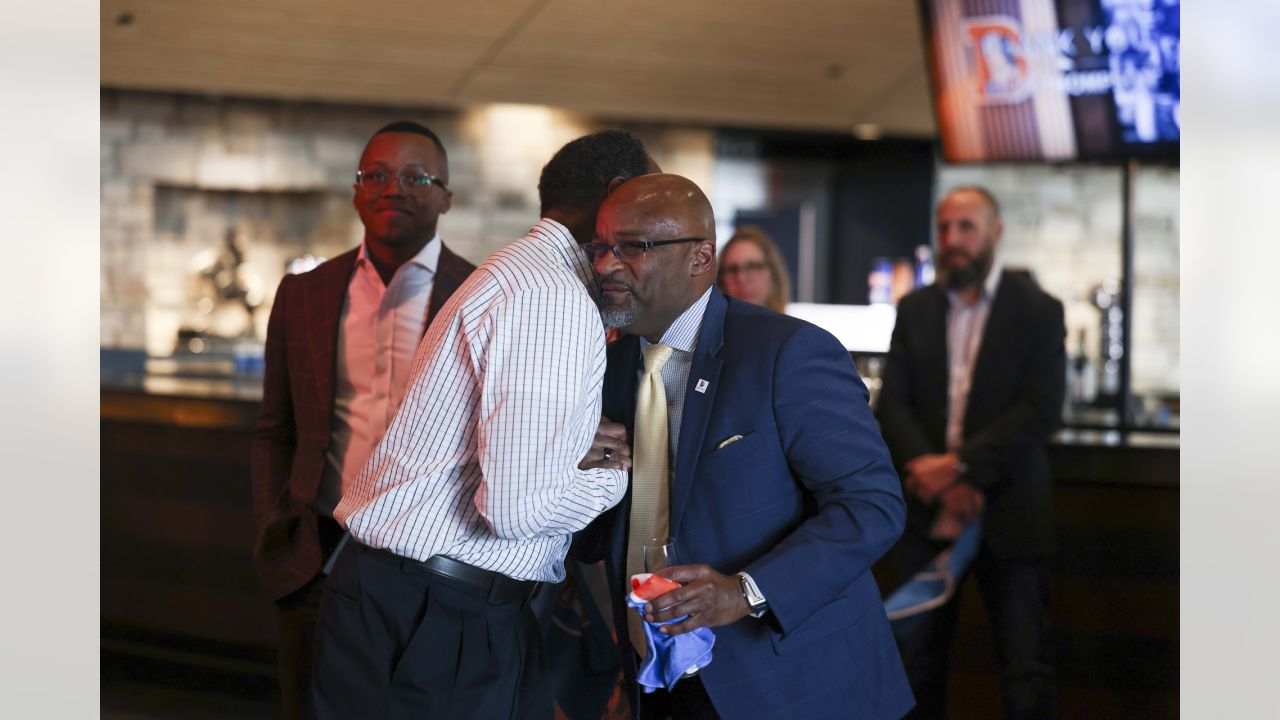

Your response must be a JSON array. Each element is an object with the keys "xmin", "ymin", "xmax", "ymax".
[{"xmin": 250, "ymin": 244, "xmax": 476, "ymax": 601}]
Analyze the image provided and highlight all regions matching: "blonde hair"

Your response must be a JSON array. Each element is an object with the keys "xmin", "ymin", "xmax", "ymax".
[{"xmin": 717, "ymin": 225, "xmax": 791, "ymax": 313}]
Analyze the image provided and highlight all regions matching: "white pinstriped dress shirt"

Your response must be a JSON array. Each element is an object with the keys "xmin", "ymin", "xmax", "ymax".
[{"xmin": 335, "ymin": 218, "xmax": 629, "ymax": 583}]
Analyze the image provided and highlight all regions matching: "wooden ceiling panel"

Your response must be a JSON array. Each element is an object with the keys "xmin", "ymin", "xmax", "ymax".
[
  {"xmin": 458, "ymin": 0, "xmax": 931, "ymax": 132},
  {"xmin": 101, "ymin": 0, "xmax": 527, "ymax": 101},
  {"xmin": 101, "ymin": 0, "xmax": 936, "ymax": 135}
]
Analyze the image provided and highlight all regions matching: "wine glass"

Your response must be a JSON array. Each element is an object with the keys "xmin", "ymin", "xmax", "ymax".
[
  {"xmin": 642, "ymin": 536, "xmax": 704, "ymax": 679},
  {"xmin": 642, "ymin": 536, "xmax": 677, "ymax": 573}
]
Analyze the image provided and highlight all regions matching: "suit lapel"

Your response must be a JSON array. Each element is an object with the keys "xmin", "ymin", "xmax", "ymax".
[
  {"xmin": 605, "ymin": 335, "xmax": 642, "ymax": 437},
  {"xmin": 305, "ymin": 249, "xmax": 358, "ymax": 419},
  {"xmin": 966, "ymin": 270, "xmax": 1019, "ymax": 425},
  {"xmin": 925, "ymin": 285, "xmax": 950, "ymax": 434},
  {"xmin": 669, "ymin": 289, "xmax": 727, "ymax": 540},
  {"xmin": 603, "ymin": 335, "xmax": 642, "ymax": 597},
  {"xmin": 424, "ymin": 244, "xmax": 474, "ymax": 334}
]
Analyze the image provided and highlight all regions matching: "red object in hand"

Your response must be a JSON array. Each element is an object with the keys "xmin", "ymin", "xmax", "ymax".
[{"xmin": 631, "ymin": 573, "xmax": 681, "ymax": 601}]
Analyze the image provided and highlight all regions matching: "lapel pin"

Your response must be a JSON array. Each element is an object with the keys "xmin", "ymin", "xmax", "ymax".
[{"xmin": 695, "ymin": 379, "xmax": 710, "ymax": 394}]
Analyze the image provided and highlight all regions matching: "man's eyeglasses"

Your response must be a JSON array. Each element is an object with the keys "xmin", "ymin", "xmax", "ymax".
[
  {"xmin": 583, "ymin": 237, "xmax": 704, "ymax": 261},
  {"xmin": 356, "ymin": 166, "xmax": 449, "ymax": 193},
  {"xmin": 720, "ymin": 260, "xmax": 768, "ymax": 276}
]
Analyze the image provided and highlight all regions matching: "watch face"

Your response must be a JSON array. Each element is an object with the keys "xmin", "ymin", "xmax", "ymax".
[{"xmin": 739, "ymin": 575, "xmax": 763, "ymax": 606}]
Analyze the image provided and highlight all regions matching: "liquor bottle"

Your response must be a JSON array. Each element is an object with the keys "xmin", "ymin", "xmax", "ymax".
[
  {"xmin": 913, "ymin": 245, "xmax": 935, "ymax": 289},
  {"xmin": 868, "ymin": 258, "xmax": 893, "ymax": 305},
  {"xmin": 1071, "ymin": 328, "xmax": 1097, "ymax": 406}
]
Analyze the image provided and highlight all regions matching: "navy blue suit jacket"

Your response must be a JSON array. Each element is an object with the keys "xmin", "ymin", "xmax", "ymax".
[{"xmin": 576, "ymin": 288, "xmax": 914, "ymax": 720}]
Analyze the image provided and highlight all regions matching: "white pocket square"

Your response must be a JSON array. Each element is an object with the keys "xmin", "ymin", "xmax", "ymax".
[{"xmin": 716, "ymin": 434, "xmax": 745, "ymax": 450}]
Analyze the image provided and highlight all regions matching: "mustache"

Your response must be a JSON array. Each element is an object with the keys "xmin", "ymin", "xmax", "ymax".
[{"xmin": 595, "ymin": 271, "xmax": 634, "ymax": 293}]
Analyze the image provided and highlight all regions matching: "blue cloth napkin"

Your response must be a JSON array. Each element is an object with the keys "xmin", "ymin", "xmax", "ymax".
[
  {"xmin": 883, "ymin": 516, "xmax": 983, "ymax": 621},
  {"xmin": 626, "ymin": 594, "xmax": 715, "ymax": 692}
]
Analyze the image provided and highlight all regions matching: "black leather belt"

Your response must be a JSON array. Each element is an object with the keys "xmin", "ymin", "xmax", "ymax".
[
  {"xmin": 317, "ymin": 515, "xmax": 345, "ymax": 558},
  {"xmin": 359, "ymin": 544, "xmax": 538, "ymax": 603}
]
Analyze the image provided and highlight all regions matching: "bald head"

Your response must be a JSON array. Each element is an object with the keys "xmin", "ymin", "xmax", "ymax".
[
  {"xmin": 592, "ymin": 174, "xmax": 718, "ymax": 340},
  {"xmin": 942, "ymin": 185, "xmax": 1001, "ymax": 221},
  {"xmin": 601, "ymin": 173, "xmax": 716, "ymax": 242}
]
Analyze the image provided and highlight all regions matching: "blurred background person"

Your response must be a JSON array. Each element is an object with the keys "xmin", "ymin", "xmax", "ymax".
[
  {"xmin": 875, "ymin": 186, "xmax": 1066, "ymax": 720},
  {"xmin": 715, "ymin": 225, "xmax": 790, "ymax": 313}
]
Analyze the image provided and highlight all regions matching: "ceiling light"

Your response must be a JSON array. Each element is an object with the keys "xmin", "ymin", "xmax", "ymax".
[{"xmin": 852, "ymin": 123, "xmax": 882, "ymax": 140}]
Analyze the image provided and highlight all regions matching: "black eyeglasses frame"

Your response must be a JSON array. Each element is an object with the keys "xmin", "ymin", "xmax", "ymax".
[
  {"xmin": 584, "ymin": 237, "xmax": 705, "ymax": 261},
  {"xmin": 355, "ymin": 167, "xmax": 449, "ymax": 193}
]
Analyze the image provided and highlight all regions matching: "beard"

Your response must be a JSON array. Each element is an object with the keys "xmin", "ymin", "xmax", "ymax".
[
  {"xmin": 599, "ymin": 304, "xmax": 634, "ymax": 329},
  {"xmin": 941, "ymin": 245, "xmax": 994, "ymax": 290},
  {"xmin": 595, "ymin": 272, "xmax": 637, "ymax": 329}
]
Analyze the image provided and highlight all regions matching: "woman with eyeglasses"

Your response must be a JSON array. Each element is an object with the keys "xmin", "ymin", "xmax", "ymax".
[{"xmin": 716, "ymin": 225, "xmax": 791, "ymax": 313}]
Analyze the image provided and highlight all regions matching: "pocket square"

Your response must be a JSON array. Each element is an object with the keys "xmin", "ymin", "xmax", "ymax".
[{"xmin": 716, "ymin": 434, "xmax": 745, "ymax": 450}]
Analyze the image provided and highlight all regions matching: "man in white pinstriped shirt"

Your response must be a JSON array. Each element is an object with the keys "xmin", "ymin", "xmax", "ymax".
[{"xmin": 309, "ymin": 131, "xmax": 656, "ymax": 719}]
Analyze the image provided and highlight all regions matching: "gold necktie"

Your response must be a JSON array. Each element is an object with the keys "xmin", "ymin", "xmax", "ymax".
[{"xmin": 626, "ymin": 342, "xmax": 674, "ymax": 658}]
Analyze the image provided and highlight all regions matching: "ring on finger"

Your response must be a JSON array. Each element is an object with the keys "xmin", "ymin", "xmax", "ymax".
[{"xmin": 602, "ymin": 447, "xmax": 613, "ymax": 462}]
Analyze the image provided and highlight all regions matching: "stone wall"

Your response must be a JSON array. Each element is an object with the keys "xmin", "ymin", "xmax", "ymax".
[
  {"xmin": 100, "ymin": 89, "xmax": 715, "ymax": 356},
  {"xmin": 102, "ymin": 89, "xmax": 1178, "ymax": 394}
]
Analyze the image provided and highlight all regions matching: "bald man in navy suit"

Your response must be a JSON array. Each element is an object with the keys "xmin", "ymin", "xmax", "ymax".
[{"xmin": 574, "ymin": 174, "xmax": 913, "ymax": 720}]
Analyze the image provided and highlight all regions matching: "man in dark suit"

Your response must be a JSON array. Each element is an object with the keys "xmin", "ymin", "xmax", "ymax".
[
  {"xmin": 250, "ymin": 121, "xmax": 475, "ymax": 720},
  {"xmin": 875, "ymin": 186, "xmax": 1066, "ymax": 719},
  {"xmin": 575, "ymin": 174, "xmax": 914, "ymax": 720}
]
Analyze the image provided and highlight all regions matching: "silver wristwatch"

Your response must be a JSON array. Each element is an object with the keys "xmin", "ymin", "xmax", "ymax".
[{"xmin": 736, "ymin": 572, "xmax": 769, "ymax": 619}]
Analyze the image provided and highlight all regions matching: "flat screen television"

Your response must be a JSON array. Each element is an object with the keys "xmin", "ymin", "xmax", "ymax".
[{"xmin": 918, "ymin": 0, "xmax": 1179, "ymax": 163}]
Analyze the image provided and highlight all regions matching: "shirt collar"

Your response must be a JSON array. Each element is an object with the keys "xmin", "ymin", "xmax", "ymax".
[
  {"xmin": 531, "ymin": 217, "xmax": 598, "ymax": 297},
  {"xmin": 984, "ymin": 258, "xmax": 1003, "ymax": 298},
  {"xmin": 640, "ymin": 286, "xmax": 713, "ymax": 355},
  {"xmin": 355, "ymin": 234, "xmax": 443, "ymax": 276}
]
